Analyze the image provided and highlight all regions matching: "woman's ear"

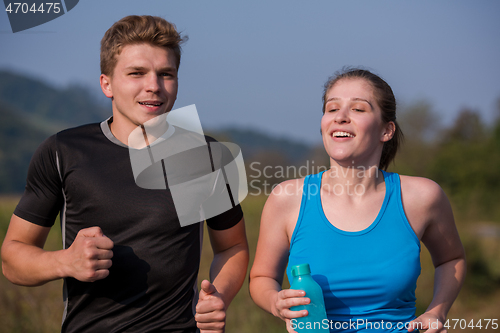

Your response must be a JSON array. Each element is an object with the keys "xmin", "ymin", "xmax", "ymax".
[{"xmin": 381, "ymin": 121, "xmax": 396, "ymax": 142}]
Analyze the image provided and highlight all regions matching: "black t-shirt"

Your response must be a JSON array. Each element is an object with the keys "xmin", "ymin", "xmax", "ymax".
[{"xmin": 14, "ymin": 119, "xmax": 243, "ymax": 333}]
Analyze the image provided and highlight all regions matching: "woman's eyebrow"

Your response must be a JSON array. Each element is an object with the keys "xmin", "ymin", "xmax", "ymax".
[
  {"xmin": 352, "ymin": 98, "xmax": 373, "ymax": 108},
  {"xmin": 326, "ymin": 97, "xmax": 373, "ymax": 108}
]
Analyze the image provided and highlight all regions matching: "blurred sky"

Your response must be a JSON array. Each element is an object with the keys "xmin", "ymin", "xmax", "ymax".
[{"xmin": 1, "ymin": 0, "xmax": 499, "ymax": 144}]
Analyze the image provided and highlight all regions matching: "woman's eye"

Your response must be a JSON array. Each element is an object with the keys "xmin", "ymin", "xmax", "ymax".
[{"xmin": 354, "ymin": 108, "xmax": 365, "ymax": 112}]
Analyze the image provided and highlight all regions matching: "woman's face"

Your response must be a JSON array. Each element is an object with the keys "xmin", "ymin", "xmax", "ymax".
[{"xmin": 321, "ymin": 78, "xmax": 394, "ymax": 168}]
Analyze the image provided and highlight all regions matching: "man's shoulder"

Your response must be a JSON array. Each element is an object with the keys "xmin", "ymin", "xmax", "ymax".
[
  {"xmin": 31, "ymin": 122, "xmax": 102, "ymax": 157},
  {"xmin": 31, "ymin": 122, "xmax": 107, "ymax": 158},
  {"xmin": 56, "ymin": 122, "xmax": 103, "ymax": 139},
  {"xmin": 49, "ymin": 122, "xmax": 108, "ymax": 151}
]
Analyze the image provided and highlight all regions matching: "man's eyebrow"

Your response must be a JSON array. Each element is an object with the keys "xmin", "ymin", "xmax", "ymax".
[
  {"xmin": 124, "ymin": 66, "xmax": 177, "ymax": 72},
  {"xmin": 157, "ymin": 66, "xmax": 177, "ymax": 72},
  {"xmin": 125, "ymin": 66, "xmax": 148, "ymax": 71}
]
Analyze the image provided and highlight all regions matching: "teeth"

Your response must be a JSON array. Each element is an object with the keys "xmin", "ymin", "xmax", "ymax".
[
  {"xmin": 140, "ymin": 102, "xmax": 162, "ymax": 106},
  {"xmin": 333, "ymin": 131, "xmax": 354, "ymax": 138}
]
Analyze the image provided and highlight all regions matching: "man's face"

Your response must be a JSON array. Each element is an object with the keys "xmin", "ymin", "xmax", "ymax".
[{"xmin": 100, "ymin": 43, "xmax": 178, "ymax": 138}]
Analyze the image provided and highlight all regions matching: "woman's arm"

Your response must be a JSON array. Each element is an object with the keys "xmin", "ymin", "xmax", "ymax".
[
  {"xmin": 402, "ymin": 177, "xmax": 466, "ymax": 333},
  {"xmin": 249, "ymin": 179, "xmax": 310, "ymax": 332}
]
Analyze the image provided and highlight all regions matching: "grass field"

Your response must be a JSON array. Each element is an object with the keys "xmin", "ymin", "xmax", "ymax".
[{"xmin": 1, "ymin": 195, "xmax": 499, "ymax": 332}]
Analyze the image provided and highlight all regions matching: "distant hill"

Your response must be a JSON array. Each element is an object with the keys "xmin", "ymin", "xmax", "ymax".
[
  {"xmin": 0, "ymin": 69, "xmax": 110, "ymax": 128},
  {"xmin": 0, "ymin": 70, "xmax": 316, "ymax": 193},
  {"xmin": 0, "ymin": 101, "xmax": 54, "ymax": 192},
  {"xmin": 210, "ymin": 127, "xmax": 311, "ymax": 164},
  {"xmin": 0, "ymin": 70, "xmax": 113, "ymax": 193}
]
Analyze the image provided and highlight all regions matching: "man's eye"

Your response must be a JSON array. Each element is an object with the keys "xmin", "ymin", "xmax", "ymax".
[
  {"xmin": 160, "ymin": 72, "xmax": 174, "ymax": 77},
  {"xmin": 129, "ymin": 72, "xmax": 143, "ymax": 76}
]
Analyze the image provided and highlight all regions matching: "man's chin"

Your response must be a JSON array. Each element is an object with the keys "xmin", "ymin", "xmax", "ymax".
[{"xmin": 141, "ymin": 113, "xmax": 169, "ymax": 134}]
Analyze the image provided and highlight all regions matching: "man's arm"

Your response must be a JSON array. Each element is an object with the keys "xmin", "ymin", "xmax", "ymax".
[
  {"xmin": 195, "ymin": 218, "xmax": 249, "ymax": 332},
  {"xmin": 1, "ymin": 215, "xmax": 114, "ymax": 286}
]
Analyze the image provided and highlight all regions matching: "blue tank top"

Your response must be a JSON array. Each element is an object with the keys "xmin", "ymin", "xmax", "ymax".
[{"xmin": 287, "ymin": 170, "xmax": 421, "ymax": 332}]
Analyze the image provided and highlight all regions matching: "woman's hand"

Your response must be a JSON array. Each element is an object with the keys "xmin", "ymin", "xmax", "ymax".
[
  {"xmin": 408, "ymin": 312, "xmax": 446, "ymax": 333},
  {"xmin": 272, "ymin": 289, "xmax": 310, "ymax": 333}
]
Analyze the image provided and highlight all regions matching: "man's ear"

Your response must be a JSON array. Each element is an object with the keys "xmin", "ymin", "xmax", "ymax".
[
  {"xmin": 100, "ymin": 74, "xmax": 113, "ymax": 98},
  {"xmin": 381, "ymin": 121, "xmax": 396, "ymax": 143}
]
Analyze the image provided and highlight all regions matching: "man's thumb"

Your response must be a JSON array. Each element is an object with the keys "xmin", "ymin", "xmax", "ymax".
[
  {"xmin": 79, "ymin": 226, "xmax": 104, "ymax": 238},
  {"xmin": 200, "ymin": 279, "xmax": 217, "ymax": 295}
]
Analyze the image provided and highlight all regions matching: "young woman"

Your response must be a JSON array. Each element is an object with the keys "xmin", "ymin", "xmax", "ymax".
[{"xmin": 249, "ymin": 69, "xmax": 466, "ymax": 333}]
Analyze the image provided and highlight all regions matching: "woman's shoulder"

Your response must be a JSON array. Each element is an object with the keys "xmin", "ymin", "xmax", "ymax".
[
  {"xmin": 399, "ymin": 175, "xmax": 446, "ymax": 205},
  {"xmin": 262, "ymin": 177, "xmax": 307, "ymax": 239},
  {"xmin": 399, "ymin": 175, "xmax": 450, "ymax": 236},
  {"xmin": 262, "ymin": 177, "xmax": 307, "ymax": 218},
  {"xmin": 267, "ymin": 177, "xmax": 305, "ymax": 206}
]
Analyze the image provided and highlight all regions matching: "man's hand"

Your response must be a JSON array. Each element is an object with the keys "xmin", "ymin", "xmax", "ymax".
[
  {"xmin": 195, "ymin": 279, "xmax": 226, "ymax": 333},
  {"xmin": 61, "ymin": 226, "xmax": 114, "ymax": 282}
]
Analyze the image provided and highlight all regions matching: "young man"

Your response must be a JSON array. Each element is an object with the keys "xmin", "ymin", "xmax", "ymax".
[{"xmin": 1, "ymin": 15, "xmax": 249, "ymax": 333}]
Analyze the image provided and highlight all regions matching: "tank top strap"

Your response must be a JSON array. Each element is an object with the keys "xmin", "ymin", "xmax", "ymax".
[
  {"xmin": 379, "ymin": 170, "xmax": 398, "ymax": 221},
  {"xmin": 380, "ymin": 169, "xmax": 395, "ymax": 196},
  {"xmin": 380, "ymin": 170, "xmax": 421, "ymax": 246},
  {"xmin": 380, "ymin": 170, "xmax": 402, "ymax": 216},
  {"xmin": 290, "ymin": 171, "xmax": 325, "ymax": 249},
  {"xmin": 299, "ymin": 171, "xmax": 324, "ymax": 212}
]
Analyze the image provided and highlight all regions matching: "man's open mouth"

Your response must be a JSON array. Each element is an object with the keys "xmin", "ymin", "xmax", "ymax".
[{"xmin": 139, "ymin": 101, "xmax": 163, "ymax": 107}]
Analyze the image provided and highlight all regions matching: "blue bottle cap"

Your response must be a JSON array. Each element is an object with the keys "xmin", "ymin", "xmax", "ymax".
[{"xmin": 291, "ymin": 263, "xmax": 311, "ymax": 277}]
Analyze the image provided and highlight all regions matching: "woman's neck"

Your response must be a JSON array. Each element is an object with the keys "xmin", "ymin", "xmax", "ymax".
[{"xmin": 322, "ymin": 162, "xmax": 384, "ymax": 197}]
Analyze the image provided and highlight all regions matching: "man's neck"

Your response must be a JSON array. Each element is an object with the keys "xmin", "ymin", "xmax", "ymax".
[{"xmin": 109, "ymin": 117, "xmax": 169, "ymax": 148}]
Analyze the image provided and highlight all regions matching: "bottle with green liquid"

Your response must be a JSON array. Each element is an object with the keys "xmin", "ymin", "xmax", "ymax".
[{"xmin": 289, "ymin": 263, "xmax": 329, "ymax": 332}]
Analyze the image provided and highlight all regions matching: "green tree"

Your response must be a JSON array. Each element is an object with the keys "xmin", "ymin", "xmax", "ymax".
[
  {"xmin": 429, "ymin": 109, "xmax": 500, "ymax": 220},
  {"xmin": 391, "ymin": 101, "xmax": 440, "ymax": 176}
]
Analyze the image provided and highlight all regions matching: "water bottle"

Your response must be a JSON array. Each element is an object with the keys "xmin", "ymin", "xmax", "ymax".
[{"xmin": 289, "ymin": 263, "xmax": 329, "ymax": 332}]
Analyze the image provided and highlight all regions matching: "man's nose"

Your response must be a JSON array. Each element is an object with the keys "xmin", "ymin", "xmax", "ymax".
[{"xmin": 145, "ymin": 74, "xmax": 161, "ymax": 93}]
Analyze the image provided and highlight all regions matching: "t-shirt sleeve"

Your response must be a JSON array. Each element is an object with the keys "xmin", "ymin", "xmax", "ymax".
[
  {"xmin": 203, "ymin": 135, "xmax": 244, "ymax": 230},
  {"xmin": 13, "ymin": 134, "xmax": 64, "ymax": 227},
  {"xmin": 206, "ymin": 203, "xmax": 243, "ymax": 230}
]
